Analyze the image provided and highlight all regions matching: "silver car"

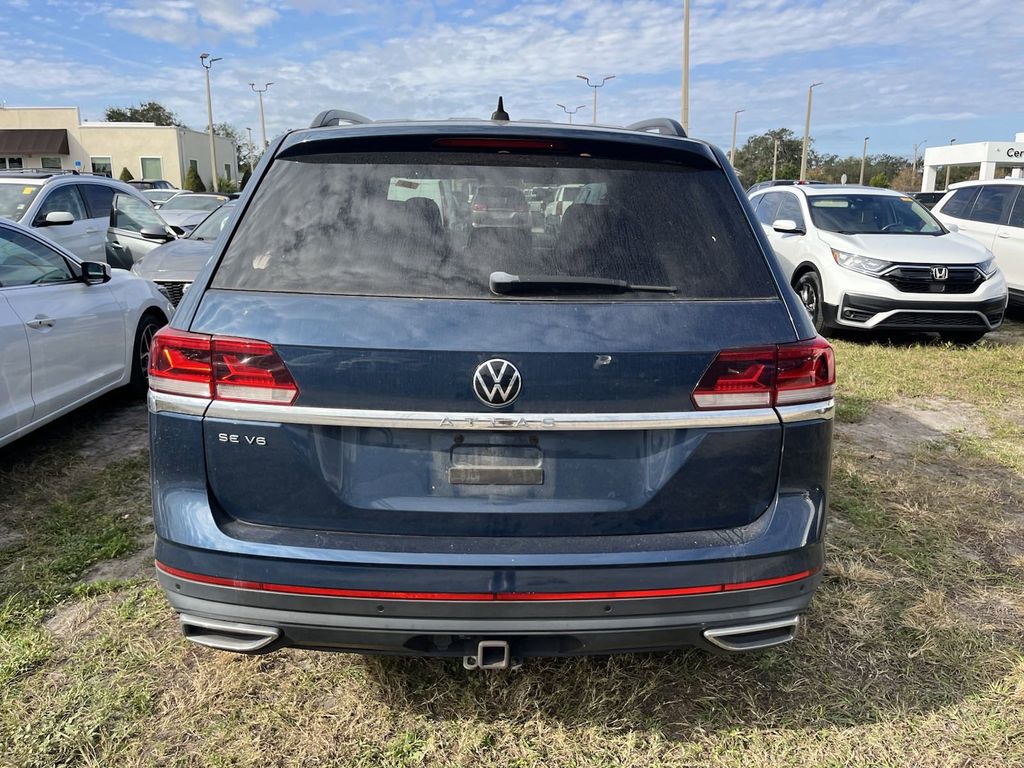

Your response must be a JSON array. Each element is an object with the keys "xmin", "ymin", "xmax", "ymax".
[
  {"xmin": 153, "ymin": 193, "xmax": 230, "ymax": 234},
  {"xmin": 131, "ymin": 202, "xmax": 237, "ymax": 306},
  {"xmin": 0, "ymin": 218, "xmax": 173, "ymax": 448}
]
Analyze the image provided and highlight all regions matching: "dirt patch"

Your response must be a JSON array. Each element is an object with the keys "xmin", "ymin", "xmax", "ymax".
[
  {"xmin": 837, "ymin": 397, "xmax": 989, "ymax": 460},
  {"xmin": 952, "ymin": 586, "xmax": 1024, "ymax": 633},
  {"xmin": 44, "ymin": 594, "xmax": 120, "ymax": 640},
  {"xmin": 0, "ymin": 527, "xmax": 24, "ymax": 552},
  {"xmin": 80, "ymin": 544, "xmax": 152, "ymax": 584},
  {"xmin": 75, "ymin": 401, "xmax": 149, "ymax": 463}
]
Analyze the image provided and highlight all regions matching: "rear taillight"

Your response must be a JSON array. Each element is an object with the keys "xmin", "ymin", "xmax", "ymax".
[
  {"xmin": 692, "ymin": 337, "xmax": 835, "ymax": 410},
  {"xmin": 149, "ymin": 328, "xmax": 299, "ymax": 405},
  {"xmin": 472, "ymin": 202, "xmax": 487, "ymax": 212}
]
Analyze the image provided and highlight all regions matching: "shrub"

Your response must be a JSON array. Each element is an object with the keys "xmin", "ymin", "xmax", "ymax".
[
  {"xmin": 184, "ymin": 167, "xmax": 206, "ymax": 193},
  {"xmin": 118, "ymin": 167, "xmax": 134, "ymax": 182}
]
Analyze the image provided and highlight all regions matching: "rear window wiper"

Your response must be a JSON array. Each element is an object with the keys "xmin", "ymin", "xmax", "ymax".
[{"xmin": 489, "ymin": 271, "xmax": 677, "ymax": 296}]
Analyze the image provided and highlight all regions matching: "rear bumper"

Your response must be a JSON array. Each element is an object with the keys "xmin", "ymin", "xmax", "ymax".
[{"xmin": 155, "ymin": 552, "xmax": 822, "ymax": 657}]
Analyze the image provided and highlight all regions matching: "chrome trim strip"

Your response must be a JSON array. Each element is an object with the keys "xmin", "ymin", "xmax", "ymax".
[
  {"xmin": 148, "ymin": 390, "xmax": 211, "ymax": 417},
  {"xmin": 775, "ymin": 399, "xmax": 835, "ymax": 423},
  {"xmin": 199, "ymin": 400, "xmax": 780, "ymax": 430},
  {"xmin": 703, "ymin": 616, "xmax": 799, "ymax": 652}
]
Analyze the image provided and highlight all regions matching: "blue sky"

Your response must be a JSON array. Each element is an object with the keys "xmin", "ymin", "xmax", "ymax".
[{"xmin": 1, "ymin": 0, "xmax": 1021, "ymax": 158}]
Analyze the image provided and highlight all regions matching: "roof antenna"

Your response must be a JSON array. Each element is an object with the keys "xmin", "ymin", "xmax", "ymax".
[{"xmin": 491, "ymin": 96, "xmax": 510, "ymax": 121}]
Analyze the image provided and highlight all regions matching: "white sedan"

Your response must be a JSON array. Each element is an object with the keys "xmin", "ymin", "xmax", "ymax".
[{"xmin": 0, "ymin": 219, "xmax": 174, "ymax": 448}]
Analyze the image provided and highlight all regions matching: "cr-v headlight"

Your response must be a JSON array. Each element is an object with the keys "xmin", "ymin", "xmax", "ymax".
[
  {"xmin": 977, "ymin": 256, "xmax": 998, "ymax": 277},
  {"xmin": 831, "ymin": 248, "xmax": 892, "ymax": 276}
]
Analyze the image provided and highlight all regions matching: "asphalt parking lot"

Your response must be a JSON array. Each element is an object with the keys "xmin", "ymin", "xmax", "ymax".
[{"xmin": 1, "ymin": 319, "xmax": 1023, "ymax": 767}]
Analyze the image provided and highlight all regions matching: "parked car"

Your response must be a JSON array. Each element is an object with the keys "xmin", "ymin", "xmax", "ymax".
[
  {"xmin": 0, "ymin": 218, "xmax": 172, "ymax": 448},
  {"xmin": 470, "ymin": 186, "xmax": 530, "ymax": 230},
  {"xmin": 105, "ymin": 191, "xmax": 181, "ymax": 269},
  {"xmin": 143, "ymin": 188, "xmax": 187, "ymax": 208},
  {"xmin": 154, "ymin": 193, "xmax": 230, "ymax": 233},
  {"xmin": 0, "ymin": 170, "xmax": 152, "ymax": 263},
  {"xmin": 149, "ymin": 109, "xmax": 835, "ymax": 667},
  {"xmin": 543, "ymin": 183, "xmax": 584, "ymax": 231},
  {"xmin": 126, "ymin": 179, "xmax": 175, "ymax": 191},
  {"xmin": 131, "ymin": 202, "xmax": 237, "ymax": 306},
  {"xmin": 912, "ymin": 191, "xmax": 946, "ymax": 210},
  {"xmin": 749, "ymin": 184, "xmax": 1007, "ymax": 342},
  {"xmin": 747, "ymin": 180, "xmax": 826, "ymax": 195},
  {"xmin": 929, "ymin": 179, "xmax": 1024, "ymax": 307}
]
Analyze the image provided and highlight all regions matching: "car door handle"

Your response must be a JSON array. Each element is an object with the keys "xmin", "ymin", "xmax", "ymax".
[
  {"xmin": 109, "ymin": 241, "xmax": 126, "ymax": 249},
  {"xmin": 998, "ymin": 232, "xmax": 1010, "ymax": 239},
  {"xmin": 85, "ymin": 227, "xmax": 99, "ymax": 234},
  {"xmin": 26, "ymin": 315, "xmax": 55, "ymax": 329}
]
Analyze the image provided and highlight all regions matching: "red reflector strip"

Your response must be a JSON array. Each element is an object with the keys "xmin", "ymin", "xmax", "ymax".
[{"xmin": 155, "ymin": 561, "xmax": 817, "ymax": 601}]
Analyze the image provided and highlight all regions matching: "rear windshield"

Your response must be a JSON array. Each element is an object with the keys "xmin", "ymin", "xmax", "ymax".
[{"xmin": 212, "ymin": 152, "xmax": 777, "ymax": 300}]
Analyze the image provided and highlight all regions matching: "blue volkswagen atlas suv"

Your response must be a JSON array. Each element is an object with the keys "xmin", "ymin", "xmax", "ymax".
[{"xmin": 148, "ymin": 108, "xmax": 835, "ymax": 668}]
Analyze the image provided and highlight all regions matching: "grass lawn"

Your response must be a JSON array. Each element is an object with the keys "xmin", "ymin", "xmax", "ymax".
[{"xmin": 1, "ymin": 320, "xmax": 1022, "ymax": 767}]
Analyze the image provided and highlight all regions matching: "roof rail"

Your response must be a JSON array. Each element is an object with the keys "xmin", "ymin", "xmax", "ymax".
[
  {"xmin": 310, "ymin": 109, "xmax": 372, "ymax": 128},
  {"xmin": 626, "ymin": 118, "xmax": 687, "ymax": 138}
]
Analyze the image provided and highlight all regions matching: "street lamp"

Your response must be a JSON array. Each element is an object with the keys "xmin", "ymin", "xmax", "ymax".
[
  {"xmin": 944, "ymin": 138, "xmax": 956, "ymax": 190},
  {"xmin": 556, "ymin": 103, "xmax": 587, "ymax": 125},
  {"xmin": 577, "ymin": 74, "xmax": 615, "ymax": 124},
  {"xmin": 681, "ymin": 0, "xmax": 690, "ymax": 132},
  {"xmin": 859, "ymin": 136, "xmax": 870, "ymax": 185},
  {"xmin": 250, "ymin": 82, "xmax": 273, "ymax": 150},
  {"xmin": 245, "ymin": 127, "xmax": 255, "ymax": 173},
  {"xmin": 799, "ymin": 82, "xmax": 822, "ymax": 181},
  {"xmin": 199, "ymin": 52, "xmax": 223, "ymax": 193},
  {"xmin": 772, "ymin": 137, "xmax": 779, "ymax": 181},
  {"xmin": 729, "ymin": 108, "xmax": 745, "ymax": 166}
]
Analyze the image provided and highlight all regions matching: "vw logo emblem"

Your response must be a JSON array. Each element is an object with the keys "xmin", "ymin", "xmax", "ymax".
[
  {"xmin": 931, "ymin": 266, "xmax": 949, "ymax": 281},
  {"xmin": 473, "ymin": 359, "xmax": 522, "ymax": 408}
]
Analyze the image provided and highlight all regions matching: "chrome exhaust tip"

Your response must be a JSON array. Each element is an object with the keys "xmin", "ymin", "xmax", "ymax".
[
  {"xmin": 179, "ymin": 614, "xmax": 281, "ymax": 653},
  {"xmin": 703, "ymin": 616, "xmax": 800, "ymax": 652}
]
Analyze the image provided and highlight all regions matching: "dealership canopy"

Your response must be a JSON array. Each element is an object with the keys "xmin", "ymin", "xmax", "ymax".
[
  {"xmin": 0, "ymin": 128, "xmax": 70, "ymax": 155},
  {"xmin": 921, "ymin": 132, "xmax": 1024, "ymax": 192}
]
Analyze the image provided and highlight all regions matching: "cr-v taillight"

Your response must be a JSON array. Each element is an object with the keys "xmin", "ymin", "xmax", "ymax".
[
  {"xmin": 149, "ymin": 328, "xmax": 299, "ymax": 405},
  {"xmin": 692, "ymin": 337, "xmax": 835, "ymax": 410}
]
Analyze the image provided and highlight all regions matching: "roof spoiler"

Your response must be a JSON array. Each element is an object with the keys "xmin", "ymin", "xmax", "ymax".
[
  {"xmin": 309, "ymin": 109, "xmax": 372, "ymax": 128},
  {"xmin": 626, "ymin": 118, "xmax": 687, "ymax": 138}
]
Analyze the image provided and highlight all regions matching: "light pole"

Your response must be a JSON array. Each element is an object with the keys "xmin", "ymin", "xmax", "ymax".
[
  {"xmin": 250, "ymin": 82, "xmax": 273, "ymax": 149},
  {"xmin": 577, "ymin": 74, "xmax": 615, "ymax": 125},
  {"xmin": 246, "ymin": 127, "xmax": 255, "ymax": 172},
  {"xmin": 799, "ymin": 82, "xmax": 822, "ymax": 181},
  {"xmin": 859, "ymin": 136, "xmax": 870, "ymax": 185},
  {"xmin": 772, "ymin": 137, "xmax": 779, "ymax": 181},
  {"xmin": 556, "ymin": 103, "xmax": 587, "ymax": 125},
  {"xmin": 912, "ymin": 139, "xmax": 927, "ymax": 175},
  {"xmin": 200, "ymin": 52, "xmax": 222, "ymax": 193},
  {"xmin": 944, "ymin": 138, "xmax": 956, "ymax": 189},
  {"xmin": 681, "ymin": 0, "xmax": 690, "ymax": 132},
  {"xmin": 729, "ymin": 109, "xmax": 745, "ymax": 165}
]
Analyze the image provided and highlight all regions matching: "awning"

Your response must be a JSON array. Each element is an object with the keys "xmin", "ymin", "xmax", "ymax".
[{"xmin": 0, "ymin": 129, "xmax": 70, "ymax": 155}]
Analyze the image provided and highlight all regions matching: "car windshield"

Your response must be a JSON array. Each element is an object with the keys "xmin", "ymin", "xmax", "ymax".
[
  {"xmin": 213, "ymin": 152, "xmax": 778, "ymax": 301},
  {"xmin": 160, "ymin": 195, "xmax": 226, "ymax": 212},
  {"xmin": 189, "ymin": 204, "xmax": 235, "ymax": 240},
  {"xmin": 808, "ymin": 194, "xmax": 944, "ymax": 235},
  {"xmin": 0, "ymin": 183, "xmax": 42, "ymax": 221},
  {"xmin": 144, "ymin": 189, "xmax": 180, "ymax": 203}
]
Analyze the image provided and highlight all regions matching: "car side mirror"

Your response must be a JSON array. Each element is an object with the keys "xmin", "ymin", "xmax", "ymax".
[
  {"xmin": 140, "ymin": 226, "xmax": 175, "ymax": 241},
  {"xmin": 772, "ymin": 218, "xmax": 805, "ymax": 235},
  {"xmin": 81, "ymin": 261, "xmax": 111, "ymax": 284},
  {"xmin": 169, "ymin": 225, "xmax": 185, "ymax": 237},
  {"xmin": 945, "ymin": 222, "xmax": 959, "ymax": 233},
  {"xmin": 41, "ymin": 211, "xmax": 75, "ymax": 227}
]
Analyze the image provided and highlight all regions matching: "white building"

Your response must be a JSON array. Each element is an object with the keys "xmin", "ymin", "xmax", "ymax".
[
  {"xmin": 0, "ymin": 106, "xmax": 237, "ymax": 189},
  {"xmin": 921, "ymin": 132, "xmax": 1024, "ymax": 192}
]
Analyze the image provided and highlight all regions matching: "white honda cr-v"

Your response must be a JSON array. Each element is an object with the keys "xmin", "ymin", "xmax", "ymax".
[{"xmin": 749, "ymin": 184, "xmax": 1008, "ymax": 343}]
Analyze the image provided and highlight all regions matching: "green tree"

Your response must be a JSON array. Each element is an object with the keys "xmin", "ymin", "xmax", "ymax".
[
  {"xmin": 184, "ymin": 166, "xmax": 207, "ymax": 193},
  {"xmin": 104, "ymin": 101, "xmax": 183, "ymax": 126},
  {"xmin": 869, "ymin": 172, "xmax": 889, "ymax": 188},
  {"xmin": 733, "ymin": 129, "xmax": 804, "ymax": 184},
  {"xmin": 118, "ymin": 167, "xmax": 134, "ymax": 182}
]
